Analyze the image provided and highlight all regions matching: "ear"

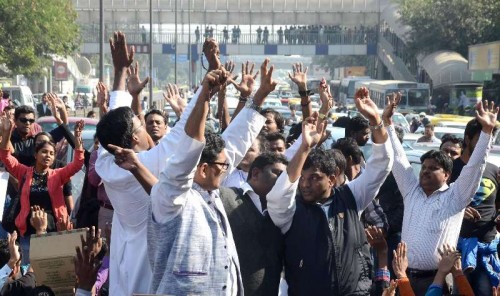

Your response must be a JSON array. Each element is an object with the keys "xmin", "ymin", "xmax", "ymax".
[
  {"xmin": 198, "ymin": 163, "xmax": 209, "ymax": 178},
  {"xmin": 444, "ymin": 171, "xmax": 450, "ymax": 182},
  {"xmin": 131, "ymin": 133, "xmax": 140, "ymax": 146},
  {"xmin": 328, "ymin": 174, "xmax": 337, "ymax": 188},
  {"xmin": 250, "ymin": 167, "xmax": 261, "ymax": 181}
]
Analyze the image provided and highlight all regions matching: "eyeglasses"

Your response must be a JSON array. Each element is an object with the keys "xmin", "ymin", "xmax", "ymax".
[
  {"xmin": 208, "ymin": 161, "xmax": 230, "ymax": 171},
  {"xmin": 18, "ymin": 118, "xmax": 35, "ymax": 124},
  {"xmin": 132, "ymin": 122, "xmax": 144, "ymax": 134}
]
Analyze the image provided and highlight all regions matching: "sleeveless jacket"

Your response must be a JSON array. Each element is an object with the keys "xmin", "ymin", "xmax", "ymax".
[{"xmin": 284, "ymin": 185, "xmax": 372, "ymax": 296}]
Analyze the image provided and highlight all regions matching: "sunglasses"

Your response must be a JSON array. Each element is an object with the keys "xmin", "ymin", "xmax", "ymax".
[{"xmin": 18, "ymin": 118, "xmax": 35, "ymax": 124}]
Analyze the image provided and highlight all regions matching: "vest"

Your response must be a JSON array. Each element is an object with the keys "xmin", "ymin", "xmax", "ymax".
[
  {"xmin": 284, "ymin": 185, "xmax": 372, "ymax": 296},
  {"xmin": 147, "ymin": 189, "xmax": 243, "ymax": 295},
  {"xmin": 220, "ymin": 187, "xmax": 284, "ymax": 296}
]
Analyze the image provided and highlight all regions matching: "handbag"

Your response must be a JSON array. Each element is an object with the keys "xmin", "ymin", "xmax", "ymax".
[{"xmin": 2, "ymin": 175, "xmax": 26, "ymax": 233}]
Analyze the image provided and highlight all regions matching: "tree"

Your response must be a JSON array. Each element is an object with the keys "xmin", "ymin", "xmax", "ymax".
[
  {"xmin": 0, "ymin": 0, "xmax": 80, "ymax": 76},
  {"xmin": 313, "ymin": 55, "xmax": 376, "ymax": 78},
  {"xmin": 398, "ymin": 0, "xmax": 500, "ymax": 57}
]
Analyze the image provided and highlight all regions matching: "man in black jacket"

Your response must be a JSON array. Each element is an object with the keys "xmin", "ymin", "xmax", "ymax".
[
  {"xmin": 36, "ymin": 93, "xmax": 52, "ymax": 118},
  {"xmin": 267, "ymin": 88, "xmax": 393, "ymax": 295}
]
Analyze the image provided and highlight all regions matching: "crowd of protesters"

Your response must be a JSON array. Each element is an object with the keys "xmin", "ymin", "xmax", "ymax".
[{"xmin": 0, "ymin": 32, "xmax": 497, "ymax": 296}]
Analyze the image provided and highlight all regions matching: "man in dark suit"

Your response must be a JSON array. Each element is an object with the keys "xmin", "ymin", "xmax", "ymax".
[{"xmin": 36, "ymin": 93, "xmax": 52, "ymax": 117}]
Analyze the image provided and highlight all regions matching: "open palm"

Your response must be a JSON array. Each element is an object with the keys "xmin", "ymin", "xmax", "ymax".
[
  {"xmin": 475, "ymin": 100, "xmax": 499, "ymax": 134},
  {"xmin": 230, "ymin": 61, "xmax": 258, "ymax": 98},
  {"xmin": 355, "ymin": 87, "xmax": 379, "ymax": 122},
  {"xmin": 302, "ymin": 113, "xmax": 325, "ymax": 148}
]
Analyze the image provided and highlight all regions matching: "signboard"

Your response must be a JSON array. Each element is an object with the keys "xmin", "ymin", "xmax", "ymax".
[
  {"xmin": 469, "ymin": 42, "xmax": 500, "ymax": 71},
  {"xmin": 30, "ymin": 229, "xmax": 86, "ymax": 295},
  {"xmin": 129, "ymin": 44, "xmax": 150, "ymax": 54},
  {"xmin": 54, "ymin": 61, "xmax": 68, "ymax": 81}
]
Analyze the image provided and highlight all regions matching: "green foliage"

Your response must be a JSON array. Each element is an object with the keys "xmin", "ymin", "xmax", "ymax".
[
  {"xmin": 0, "ymin": 0, "xmax": 80, "ymax": 76},
  {"xmin": 399, "ymin": 0, "xmax": 500, "ymax": 57}
]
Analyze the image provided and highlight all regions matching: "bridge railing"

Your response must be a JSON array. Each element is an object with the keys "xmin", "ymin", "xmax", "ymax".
[{"xmin": 80, "ymin": 28, "xmax": 376, "ymax": 46}]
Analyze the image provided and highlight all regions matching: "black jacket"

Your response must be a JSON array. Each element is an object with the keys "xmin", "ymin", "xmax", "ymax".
[{"xmin": 284, "ymin": 185, "xmax": 372, "ymax": 296}]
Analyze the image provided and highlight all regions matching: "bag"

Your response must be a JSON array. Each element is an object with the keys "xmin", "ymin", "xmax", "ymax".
[{"xmin": 2, "ymin": 176, "xmax": 26, "ymax": 233}]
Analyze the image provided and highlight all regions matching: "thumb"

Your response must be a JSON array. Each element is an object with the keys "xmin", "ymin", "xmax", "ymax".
[
  {"xmin": 141, "ymin": 77, "xmax": 150, "ymax": 88},
  {"xmin": 107, "ymin": 144, "xmax": 121, "ymax": 153}
]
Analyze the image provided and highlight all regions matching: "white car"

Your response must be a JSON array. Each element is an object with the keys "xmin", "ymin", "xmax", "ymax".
[
  {"xmin": 415, "ymin": 126, "xmax": 465, "ymax": 140},
  {"xmin": 262, "ymin": 97, "xmax": 282, "ymax": 109}
]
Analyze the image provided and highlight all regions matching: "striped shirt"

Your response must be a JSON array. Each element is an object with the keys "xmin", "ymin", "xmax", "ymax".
[{"xmin": 387, "ymin": 125, "xmax": 492, "ymax": 270}]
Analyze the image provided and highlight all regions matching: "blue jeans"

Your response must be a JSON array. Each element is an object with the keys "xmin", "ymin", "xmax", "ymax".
[
  {"xmin": 465, "ymin": 264, "xmax": 492, "ymax": 296},
  {"xmin": 19, "ymin": 235, "xmax": 30, "ymax": 265}
]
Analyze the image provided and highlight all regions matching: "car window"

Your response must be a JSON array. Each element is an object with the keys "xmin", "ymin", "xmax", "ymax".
[{"xmin": 410, "ymin": 162, "xmax": 421, "ymax": 176}]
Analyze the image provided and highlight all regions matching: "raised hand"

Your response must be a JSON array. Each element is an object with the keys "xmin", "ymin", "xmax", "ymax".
[
  {"xmin": 354, "ymin": 87, "xmax": 380, "ymax": 125},
  {"xmin": 107, "ymin": 144, "xmax": 141, "ymax": 171},
  {"xmin": 475, "ymin": 100, "xmax": 499, "ymax": 134},
  {"xmin": 57, "ymin": 215, "xmax": 73, "ymax": 231},
  {"xmin": 223, "ymin": 60, "xmax": 235, "ymax": 77},
  {"xmin": 365, "ymin": 226, "xmax": 387, "ymax": 252},
  {"xmin": 96, "ymin": 82, "xmax": 109, "ymax": 107},
  {"xmin": 288, "ymin": 62, "xmax": 308, "ymax": 91},
  {"xmin": 109, "ymin": 31, "xmax": 134, "ymax": 70},
  {"xmin": 0, "ymin": 113, "xmax": 14, "ymax": 135},
  {"xmin": 75, "ymin": 240, "xmax": 101, "ymax": 291},
  {"xmin": 437, "ymin": 244, "xmax": 460, "ymax": 274},
  {"xmin": 301, "ymin": 112, "xmax": 326, "ymax": 149},
  {"xmin": 382, "ymin": 92, "xmax": 402, "ymax": 125},
  {"xmin": 47, "ymin": 93, "xmax": 59, "ymax": 115},
  {"xmin": 381, "ymin": 280, "xmax": 397, "ymax": 296},
  {"xmin": 74, "ymin": 120, "xmax": 85, "ymax": 151},
  {"xmin": 253, "ymin": 58, "xmax": 278, "ymax": 106},
  {"xmin": 464, "ymin": 206, "xmax": 481, "ymax": 222},
  {"xmin": 7, "ymin": 231, "xmax": 20, "ymax": 269},
  {"xmin": 30, "ymin": 205, "xmax": 48, "ymax": 235},
  {"xmin": 318, "ymin": 78, "xmax": 334, "ymax": 113},
  {"xmin": 163, "ymin": 84, "xmax": 186, "ymax": 118},
  {"xmin": 392, "ymin": 242, "xmax": 409, "ymax": 279},
  {"xmin": 202, "ymin": 69, "xmax": 229, "ymax": 94},
  {"xmin": 127, "ymin": 61, "xmax": 150, "ymax": 96},
  {"xmin": 229, "ymin": 61, "xmax": 259, "ymax": 99},
  {"xmin": 81, "ymin": 226, "xmax": 103, "ymax": 257},
  {"xmin": 203, "ymin": 38, "xmax": 221, "ymax": 71}
]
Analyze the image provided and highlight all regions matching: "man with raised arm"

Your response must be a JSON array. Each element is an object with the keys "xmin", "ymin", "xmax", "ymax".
[
  {"xmin": 382, "ymin": 93, "xmax": 498, "ymax": 295},
  {"xmin": 267, "ymin": 87, "xmax": 393, "ymax": 295}
]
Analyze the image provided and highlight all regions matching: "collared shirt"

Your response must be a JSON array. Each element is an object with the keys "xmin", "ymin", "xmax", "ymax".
[
  {"xmin": 241, "ymin": 182, "xmax": 265, "ymax": 215},
  {"xmin": 223, "ymin": 169, "xmax": 248, "ymax": 188},
  {"xmin": 0, "ymin": 264, "xmax": 12, "ymax": 287},
  {"xmin": 268, "ymin": 137, "xmax": 393, "ymax": 234},
  {"xmin": 387, "ymin": 125, "xmax": 492, "ymax": 270}
]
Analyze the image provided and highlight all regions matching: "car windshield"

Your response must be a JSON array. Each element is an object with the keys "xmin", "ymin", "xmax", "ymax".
[{"xmin": 39, "ymin": 122, "xmax": 96, "ymax": 133}]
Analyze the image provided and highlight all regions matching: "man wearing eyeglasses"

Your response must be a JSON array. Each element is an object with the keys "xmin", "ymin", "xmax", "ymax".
[{"xmin": 10, "ymin": 105, "xmax": 67, "ymax": 166}]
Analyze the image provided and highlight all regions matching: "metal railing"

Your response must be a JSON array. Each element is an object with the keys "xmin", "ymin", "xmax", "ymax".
[
  {"xmin": 80, "ymin": 28, "xmax": 376, "ymax": 46},
  {"xmin": 377, "ymin": 33, "xmax": 416, "ymax": 82}
]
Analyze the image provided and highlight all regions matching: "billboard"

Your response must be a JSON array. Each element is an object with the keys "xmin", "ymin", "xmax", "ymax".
[
  {"xmin": 54, "ymin": 61, "xmax": 68, "ymax": 81},
  {"xmin": 469, "ymin": 41, "xmax": 500, "ymax": 71}
]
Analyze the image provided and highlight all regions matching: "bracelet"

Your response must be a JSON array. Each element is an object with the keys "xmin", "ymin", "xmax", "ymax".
[
  {"xmin": 246, "ymin": 100, "xmax": 262, "ymax": 112},
  {"xmin": 369, "ymin": 120, "xmax": 384, "ymax": 130},
  {"xmin": 318, "ymin": 113, "xmax": 327, "ymax": 120},
  {"xmin": 298, "ymin": 90, "xmax": 312, "ymax": 97},
  {"xmin": 239, "ymin": 96, "xmax": 248, "ymax": 103},
  {"xmin": 300, "ymin": 100, "xmax": 311, "ymax": 107}
]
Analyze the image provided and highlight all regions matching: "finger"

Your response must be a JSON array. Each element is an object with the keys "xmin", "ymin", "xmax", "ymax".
[
  {"xmin": 141, "ymin": 77, "xmax": 150, "ymax": 88},
  {"xmin": 107, "ymin": 144, "xmax": 122, "ymax": 153},
  {"xmin": 304, "ymin": 66, "xmax": 308, "ymax": 75},
  {"xmin": 249, "ymin": 63, "xmax": 255, "ymax": 75},
  {"xmin": 245, "ymin": 61, "xmax": 249, "ymax": 75},
  {"xmin": 241, "ymin": 62, "xmax": 245, "ymax": 76},
  {"xmin": 288, "ymin": 72, "xmax": 293, "ymax": 80},
  {"xmin": 253, "ymin": 71, "xmax": 259, "ymax": 80}
]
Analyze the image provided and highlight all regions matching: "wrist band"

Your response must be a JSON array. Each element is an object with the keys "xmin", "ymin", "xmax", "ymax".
[
  {"xmin": 318, "ymin": 113, "xmax": 327, "ymax": 120},
  {"xmin": 370, "ymin": 120, "xmax": 384, "ymax": 130},
  {"xmin": 298, "ymin": 90, "xmax": 312, "ymax": 97},
  {"xmin": 239, "ymin": 96, "xmax": 248, "ymax": 103}
]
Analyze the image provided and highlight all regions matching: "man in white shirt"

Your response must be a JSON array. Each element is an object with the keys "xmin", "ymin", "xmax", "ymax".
[
  {"xmin": 382, "ymin": 93, "xmax": 498, "ymax": 295},
  {"xmin": 416, "ymin": 123, "xmax": 441, "ymax": 144}
]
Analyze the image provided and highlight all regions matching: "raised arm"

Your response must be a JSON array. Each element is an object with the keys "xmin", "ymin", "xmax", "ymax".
[
  {"xmin": 110, "ymin": 31, "xmax": 134, "ymax": 92},
  {"xmin": 268, "ymin": 113, "xmax": 324, "ymax": 233},
  {"xmin": 347, "ymin": 87, "xmax": 393, "ymax": 212},
  {"xmin": 151, "ymin": 69, "xmax": 227, "ymax": 223},
  {"xmin": 0, "ymin": 116, "xmax": 28, "ymax": 180},
  {"xmin": 289, "ymin": 63, "xmax": 312, "ymax": 119},
  {"xmin": 127, "ymin": 61, "xmax": 149, "ymax": 120},
  {"xmin": 96, "ymin": 82, "xmax": 109, "ymax": 118},
  {"xmin": 450, "ymin": 100, "xmax": 497, "ymax": 212},
  {"xmin": 220, "ymin": 58, "xmax": 274, "ymax": 176},
  {"xmin": 55, "ymin": 121, "xmax": 85, "ymax": 184},
  {"xmin": 229, "ymin": 61, "xmax": 258, "ymax": 120}
]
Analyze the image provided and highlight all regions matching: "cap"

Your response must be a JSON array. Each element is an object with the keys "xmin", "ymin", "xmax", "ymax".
[{"xmin": 419, "ymin": 112, "xmax": 426, "ymax": 117}]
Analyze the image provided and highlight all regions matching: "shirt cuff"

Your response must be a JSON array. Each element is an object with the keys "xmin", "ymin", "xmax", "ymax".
[{"xmin": 109, "ymin": 91, "xmax": 133, "ymax": 110}]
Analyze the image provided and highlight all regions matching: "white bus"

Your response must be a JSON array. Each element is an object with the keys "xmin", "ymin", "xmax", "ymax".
[
  {"xmin": 339, "ymin": 76, "xmax": 372, "ymax": 107},
  {"xmin": 368, "ymin": 80, "xmax": 430, "ymax": 114}
]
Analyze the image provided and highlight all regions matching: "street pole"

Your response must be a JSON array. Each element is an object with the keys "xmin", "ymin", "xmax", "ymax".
[
  {"xmin": 188, "ymin": 0, "xmax": 191, "ymax": 88},
  {"xmin": 149, "ymin": 0, "xmax": 154, "ymax": 107},
  {"xmin": 99, "ymin": 0, "xmax": 104, "ymax": 82},
  {"xmin": 174, "ymin": 0, "xmax": 178, "ymax": 84}
]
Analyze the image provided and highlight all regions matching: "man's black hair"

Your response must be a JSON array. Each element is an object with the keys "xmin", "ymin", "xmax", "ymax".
[
  {"xmin": 145, "ymin": 109, "xmax": 168, "ymax": 125},
  {"xmin": 424, "ymin": 123, "xmax": 434, "ymax": 130},
  {"xmin": 332, "ymin": 137, "xmax": 363, "ymax": 165},
  {"xmin": 260, "ymin": 108, "xmax": 285, "ymax": 133},
  {"xmin": 96, "ymin": 107, "xmax": 135, "ymax": 154},
  {"xmin": 420, "ymin": 150, "xmax": 453, "ymax": 173},
  {"xmin": 266, "ymin": 131, "xmax": 286, "ymax": 143},
  {"xmin": 463, "ymin": 118, "xmax": 498, "ymax": 149},
  {"xmin": 2, "ymin": 91, "xmax": 10, "ymax": 99},
  {"xmin": 345, "ymin": 116, "xmax": 369, "ymax": 137},
  {"xmin": 14, "ymin": 105, "xmax": 35, "ymax": 120},
  {"xmin": 329, "ymin": 149, "xmax": 346, "ymax": 174},
  {"xmin": 35, "ymin": 140, "xmax": 56, "ymax": 153},
  {"xmin": 332, "ymin": 116, "xmax": 350, "ymax": 128},
  {"xmin": 440, "ymin": 134, "xmax": 464, "ymax": 149},
  {"xmin": 256, "ymin": 132, "xmax": 269, "ymax": 154},
  {"xmin": 247, "ymin": 152, "xmax": 288, "ymax": 180},
  {"xmin": 199, "ymin": 131, "xmax": 226, "ymax": 164},
  {"xmin": 0, "ymin": 239, "xmax": 10, "ymax": 267},
  {"xmin": 303, "ymin": 147, "xmax": 337, "ymax": 176},
  {"xmin": 286, "ymin": 122, "xmax": 302, "ymax": 146}
]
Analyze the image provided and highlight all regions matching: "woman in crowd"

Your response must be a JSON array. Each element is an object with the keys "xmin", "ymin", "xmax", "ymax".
[{"xmin": 0, "ymin": 115, "xmax": 84, "ymax": 262}]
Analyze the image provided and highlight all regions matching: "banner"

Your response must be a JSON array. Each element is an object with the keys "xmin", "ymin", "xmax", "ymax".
[{"xmin": 54, "ymin": 61, "xmax": 69, "ymax": 81}]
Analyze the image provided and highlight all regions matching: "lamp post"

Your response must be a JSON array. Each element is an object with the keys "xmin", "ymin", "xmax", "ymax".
[{"xmin": 149, "ymin": 0, "xmax": 153, "ymax": 107}]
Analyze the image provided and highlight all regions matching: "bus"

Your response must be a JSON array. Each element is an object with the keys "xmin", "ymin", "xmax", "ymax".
[
  {"xmin": 339, "ymin": 76, "xmax": 372, "ymax": 107},
  {"xmin": 432, "ymin": 82, "xmax": 483, "ymax": 114},
  {"xmin": 368, "ymin": 80, "xmax": 430, "ymax": 114}
]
